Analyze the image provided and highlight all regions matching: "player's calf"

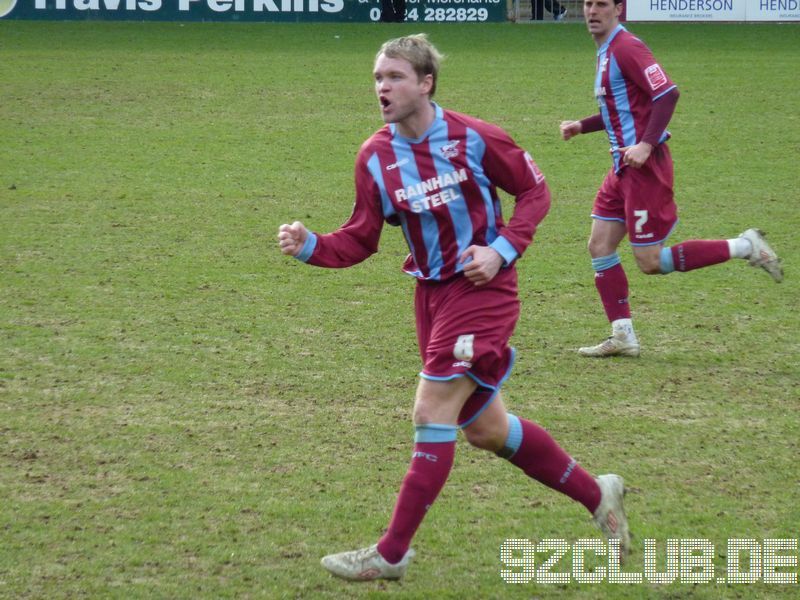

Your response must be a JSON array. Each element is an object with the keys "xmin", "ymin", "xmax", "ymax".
[{"xmin": 632, "ymin": 246, "xmax": 662, "ymax": 275}]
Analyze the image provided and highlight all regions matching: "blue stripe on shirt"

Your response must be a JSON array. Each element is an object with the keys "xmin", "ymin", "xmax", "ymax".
[
  {"xmin": 392, "ymin": 136, "xmax": 443, "ymax": 280},
  {"xmin": 465, "ymin": 126, "xmax": 497, "ymax": 246},
  {"xmin": 430, "ymin": 122, "xmax": 472, "ymax": 275},
  {"xmin": 367, "ymin": 152, "xmax": 395, "ymax": 220},
  {"xmin": 596, "ymin": 49, "xmax": 622, "ymax": 172},
  {"xmin": 608, "ymin": 55, "xmax": 637, "ymax": 149}
]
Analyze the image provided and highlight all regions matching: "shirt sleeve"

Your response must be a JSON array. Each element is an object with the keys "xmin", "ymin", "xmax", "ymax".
[
  {"xmin": 616, "ymin": 37, "xmax": 676, "ymax": 102},
  {"xmin": 478, "ymin": 122, "xmax": 551, "ymax": 262},
  {"xmin": 579, "ymin": 113, "xmax": 606, "ymax": 134},
  {"xmin": 302, "ymin": 148, "xmax": 384, "ymax": 269},
  {"xmin": 641, "ymin": 87, "xmax": 679, "ymax": 146}
]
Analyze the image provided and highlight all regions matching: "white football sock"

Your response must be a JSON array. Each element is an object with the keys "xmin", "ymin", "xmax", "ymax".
[
  {"xmin": 611, "ymin": 318, "xmax": 637, "ymax": 341},
  {"xmin": 728, "ymin": 237, "xmax": 752, "ymax": 259}
]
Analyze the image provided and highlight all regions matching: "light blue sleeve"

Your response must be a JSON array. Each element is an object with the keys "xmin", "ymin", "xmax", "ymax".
[
  {"xmin": 489, "ymin": 235, "xmax": 518, "ymax": 265},
  {"xmin": 294, "ymin": 232, "xmax": 318, "ymax": 263}
]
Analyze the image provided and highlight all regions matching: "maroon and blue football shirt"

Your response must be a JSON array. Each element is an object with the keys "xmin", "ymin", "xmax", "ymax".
[
  {"xmin": 296, "ymin": 103, "xmax": 550, "ymax": 282},
  {"xmin": 595, "ymin": 25, "xmax": 677, "ymax": 173}
]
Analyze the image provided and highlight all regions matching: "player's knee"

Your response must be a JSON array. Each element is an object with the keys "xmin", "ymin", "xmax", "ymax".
[
  {"xmin": 412, "ymin": 403, "xmax": 435, "ymax": 426},
  {"xmin": 587, "ymin": 237, "xmax": 605, "ymax": 257},
  {"xmin": 412, "ymin": 397, "xmax": 460, "ymax": 427}
]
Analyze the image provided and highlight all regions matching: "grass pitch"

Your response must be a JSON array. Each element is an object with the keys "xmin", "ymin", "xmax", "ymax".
[{"xmin": 1, "ymin": 20, "xmax": 798, "ymax": 599}]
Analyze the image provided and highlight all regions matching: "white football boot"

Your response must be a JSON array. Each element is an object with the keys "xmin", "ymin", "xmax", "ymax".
[
  {"xmin": 593, "ymin": 474, "xmax": 632, "ymax": 560},
  {"xmin": 740, "ymin": 228, "xmax": 783, "ymax": 283},
  {"xmin": 321, "ymin": 544, "xmax": 415, "ymax": 581},
  {"xmin": 578, "ymin": 331, "xmax": 640, "ymax": 358}
]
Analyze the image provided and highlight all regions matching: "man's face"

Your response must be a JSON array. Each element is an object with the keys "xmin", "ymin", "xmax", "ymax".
[
  {"xmin": 584, "ymin": 0, "xmax": 622, "ymax": 42},
  {"xmin": 373, "ymin": 53, "xmax": 432, "ymax": 126}
]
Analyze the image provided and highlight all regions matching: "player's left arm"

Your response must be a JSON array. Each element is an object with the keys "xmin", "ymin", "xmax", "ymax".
[
  {"xmin": 616, "ymin": 40, "xmax": 679, "ymax": 168},
  {"xmin": 471, "ymin": 122, "xmax": 551, "ymax": 262},
  {"xmin": 456, "ymin": 120, "xmax": 551, "ymax": 286},
  {"xmin": 618, "ymin": 88, "xmax": 680, "ymax": 168}
]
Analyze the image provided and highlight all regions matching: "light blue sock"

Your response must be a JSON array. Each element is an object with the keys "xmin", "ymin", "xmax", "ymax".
[
  {"xmin": 659, "ymin": 247, "xmax": 675, "ymax": 274},
  {"xmin": 591, "ymin": 252, "xmax": 621, "ymax": 272},
  {"xmin": 495, "ymin": 413, "xmax": 523, "ymax": 460}
]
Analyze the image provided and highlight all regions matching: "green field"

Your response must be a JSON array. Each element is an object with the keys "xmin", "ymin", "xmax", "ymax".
[{"xmin": 1, "ymin": 20, "xmax": 798, "ymax": 599}]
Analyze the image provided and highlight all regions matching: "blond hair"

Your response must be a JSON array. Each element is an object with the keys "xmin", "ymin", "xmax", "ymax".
[{"xmin": 376, "ymin": 33, "xmax": 443, "ymax": 97}]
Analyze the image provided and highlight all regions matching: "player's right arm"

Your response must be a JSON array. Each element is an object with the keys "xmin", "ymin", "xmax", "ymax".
[
  {"xmin": 276, "ymin": 146, "xmax": 384, "ymax": 269},
  {"xmin": 561, "ymin": 114, "xmax": 605, "ymax": 141}
]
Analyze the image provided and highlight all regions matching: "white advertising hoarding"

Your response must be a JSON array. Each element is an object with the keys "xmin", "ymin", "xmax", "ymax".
[
  {"xmin": 746, "ymin": 0, "xmax": 800, "ymax": 20},
  {"xmin": 627, "ymin": 0, "xmax": 800, "ymax": 20},
  {"xmin": 627, "ymin": 0, "xmax": 746, "ymax": 21}
]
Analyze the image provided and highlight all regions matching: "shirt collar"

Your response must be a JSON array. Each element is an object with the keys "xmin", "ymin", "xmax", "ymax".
[
  {"xmin": 597, "ymin": 24, "xmax": 626, "ymax": 56},
  {"xmin": 390, "ymin": 102, "xmax": 443, "ymax": 143}
]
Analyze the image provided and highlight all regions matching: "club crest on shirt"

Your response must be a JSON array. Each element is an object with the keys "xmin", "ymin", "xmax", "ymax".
[
  {"xmin": 440, "ymin": 140, "xmax": 460, "ymax": 159},
  {"xmin": 644, "ymin": 64, "xmax": 668, "ymax": 91}
]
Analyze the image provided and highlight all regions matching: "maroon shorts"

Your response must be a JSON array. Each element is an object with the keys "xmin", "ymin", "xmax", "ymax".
[
  {"xmin": 415, "ymin": 266, "xmax": 519, "ymax": 392},
  {"xmin": 592, "ymin": 143, "xmax": 679, "ymax": 246}
]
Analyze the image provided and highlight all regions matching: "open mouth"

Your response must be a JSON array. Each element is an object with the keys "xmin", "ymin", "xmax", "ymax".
[{"xmin": 380, "ymin": 96, "xmax": 391, "ymax": 109}]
